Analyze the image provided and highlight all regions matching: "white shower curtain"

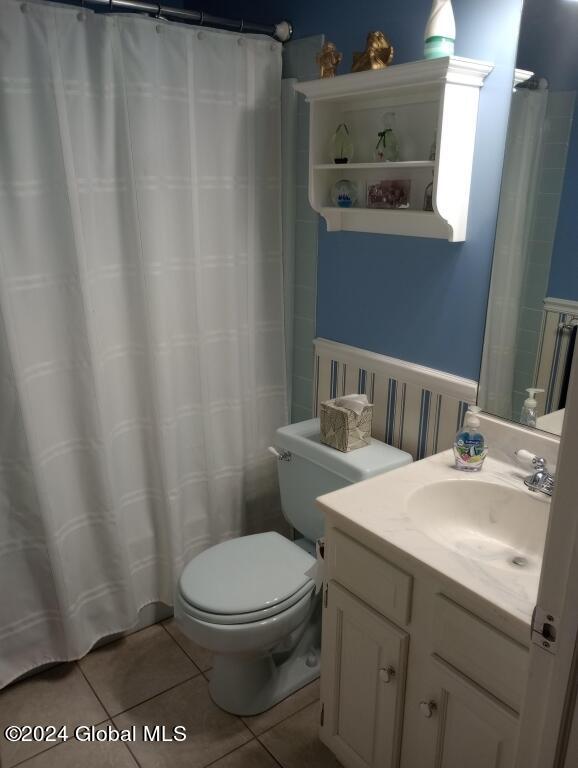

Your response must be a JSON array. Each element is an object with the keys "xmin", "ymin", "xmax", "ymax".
[
  {"xmin": 479, "ymin": 87, "xmax": 548, "ymax": 419},
  {"xmin": 0, "ymin": 0, "xmax": 286, "ymax": 687}
]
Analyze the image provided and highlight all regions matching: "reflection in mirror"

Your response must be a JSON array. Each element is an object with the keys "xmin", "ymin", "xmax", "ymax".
[{"xmin": 480, "ymin": 0, "xmax": 578, "ymax": 436}]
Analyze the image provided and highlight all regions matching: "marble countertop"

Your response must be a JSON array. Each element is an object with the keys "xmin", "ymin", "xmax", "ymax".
[
  {"xmin": 317, "ymin": 450, "xmax": 551, "ymax": 633},
  {"xmin": 536, "ymin": 408, "xmax": 564, "ymax": 436}
]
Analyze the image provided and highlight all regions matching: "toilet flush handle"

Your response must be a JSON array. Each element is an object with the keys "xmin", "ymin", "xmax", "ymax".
[{"xmin": 268, "ymin": 446, "xmax": 292, "ymax": 461}]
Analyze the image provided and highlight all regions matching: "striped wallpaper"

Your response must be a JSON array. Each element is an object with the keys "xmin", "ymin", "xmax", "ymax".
[
  {"xmin": 535, "ymin": 306, "xmax": 578, "ymax": 415},
  {"xmin": 314, "ymin": 339, "xmax": 477, "ymax": 461}
]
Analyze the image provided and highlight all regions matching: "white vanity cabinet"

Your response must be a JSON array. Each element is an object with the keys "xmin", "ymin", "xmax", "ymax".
[
  {"xmin": 405, "ymin": 657, "xmax": 519, "ymax": 768},
  {"xmin": 319, "ymin": 526, "xmax": 529, "ymax": 768},
  {"xmin": 321, "ymin": 581, "xmax": 408, "ymax": 768}
]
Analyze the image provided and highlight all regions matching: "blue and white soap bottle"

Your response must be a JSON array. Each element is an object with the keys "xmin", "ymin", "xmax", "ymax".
[{"xmin": 453, "ymin": 405, "xmax": 487, "ymax": 471}]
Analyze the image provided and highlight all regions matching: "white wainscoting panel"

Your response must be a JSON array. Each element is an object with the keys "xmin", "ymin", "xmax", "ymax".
[{"xmin": 314, "ymin": 338, "xmax": 478, "ymax": 460}]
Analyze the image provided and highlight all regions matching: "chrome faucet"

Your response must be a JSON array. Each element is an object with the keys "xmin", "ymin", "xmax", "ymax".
[{"xmin": 516, "ymin": 450, "xmax": 555, "ymax": 497}]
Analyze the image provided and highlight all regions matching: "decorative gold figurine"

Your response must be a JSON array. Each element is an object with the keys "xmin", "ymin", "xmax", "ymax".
[
  {"xmin": 316, "ymin": 41, "xmax": 342, "ymax": 79},
  {"xmin": 351, "ymin": 31, "xmax": 394, "ymax": 73}
]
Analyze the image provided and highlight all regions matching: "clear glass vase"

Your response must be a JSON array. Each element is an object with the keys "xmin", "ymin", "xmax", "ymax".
[
  {"xmin": 330, "ymin": 123, "xmax": 354, "ymax": 164},
  {"xmin": 374, "ymin": 112, "xmax": 400, "ymax": 162}
]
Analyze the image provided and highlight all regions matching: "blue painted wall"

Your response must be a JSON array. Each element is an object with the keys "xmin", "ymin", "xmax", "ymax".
[
  {"xmin": 49, "ymin": 0, "xmax": 525, "ymax": 378},
  {"xmin": 517, "ymin": 0, "xmax": 578, "ymax": 90},
  {"xmin": 201, "ymin": 0, "xmax": 524, "ymax": 380},
  {"xmin": 57, "ymin": 0, "xmax": 522, "ymax": 380}
]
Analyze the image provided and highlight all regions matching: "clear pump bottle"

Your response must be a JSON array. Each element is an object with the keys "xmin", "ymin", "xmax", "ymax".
[
  {"xmin": 520, "ymin": 388, "xmax": 544, "ymax": 428},
  {"xmin": 453, "ymin": 405, "xmax": 487, "ymax": 471}
]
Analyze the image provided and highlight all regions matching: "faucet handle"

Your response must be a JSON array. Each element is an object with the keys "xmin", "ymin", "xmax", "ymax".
[
  {"xmin": 515, "ymin": 449, "xmax": 545, "ymax": 468},
  {"xmin": 516, "ymin": 450, "xmax": 554, "ymax": 497}
]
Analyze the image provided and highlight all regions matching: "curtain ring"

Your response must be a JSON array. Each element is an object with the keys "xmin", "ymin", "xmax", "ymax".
[
  {"xmin": 155, "ymin": 2, "xmax": 162, "ymax": 19},
  {"xmin": 239, "ymin": 19, "xmax": 244, "ymax": 33},
  {"xmin": 199, "ymin": 11, "xmax": 204, "ymax": 26},
  {"xmin": 109, "ymin": 0, "xmax": 114, "ymax": 11}
]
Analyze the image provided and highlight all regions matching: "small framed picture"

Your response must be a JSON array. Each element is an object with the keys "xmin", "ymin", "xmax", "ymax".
[{"xmin": 367, "ymin": 179, "xmax": 411, "ymax": 209}]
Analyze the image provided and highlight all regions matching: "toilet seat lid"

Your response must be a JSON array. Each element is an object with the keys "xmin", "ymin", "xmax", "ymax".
[{"xmin": 179, "ymin": 532, "xmax": 316, "ymax": 616}]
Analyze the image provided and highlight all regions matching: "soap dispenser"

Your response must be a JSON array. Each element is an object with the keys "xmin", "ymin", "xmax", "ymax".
[
  {"xmin": 453, "ymin": 405, "xmax": 487, "ymax": 472},
  {"xmin": 520, "ymin": 388, "xmax": 544, "ymax": 428},
  {"xmin": 424, "ymin": 0, "xmax": 456, "ymax": 59}
]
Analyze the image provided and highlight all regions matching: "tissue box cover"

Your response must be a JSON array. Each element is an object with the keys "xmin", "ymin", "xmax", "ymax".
[{"xmin": 320, "ymin": 399, "xmax": 374, "ymax": 452}]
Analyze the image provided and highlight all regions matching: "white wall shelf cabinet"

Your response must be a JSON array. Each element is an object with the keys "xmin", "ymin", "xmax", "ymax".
[{"xmin": 294, "ymin": 57, "xmax": 494, "ymax": 242}]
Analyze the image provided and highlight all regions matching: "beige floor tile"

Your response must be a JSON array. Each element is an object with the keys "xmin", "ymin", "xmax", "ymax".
[
  {"xmin": 242, "ymin": 679, "xmax": 320, "ymax": 736},
  {"xmin": 0, "ymin": 664, "xmax": 107, "ymax": 768},
  {"xmin": 14, "ymin": 721, "xmax": 138, "ymax": 768},
  {"xmin": 114, "ymin": 676, "xmax": 252, "ymax": 768},
  {"xmin": 208, "ymin": 739, "xmax": 280, "ymax": 768},
  {"xmin": 162, "ymin": 618, "xmax": 213, "ymax": 671},
  {"xmin": 78, "ymin": 624, "xmax": 199, "ymax": 716},
  {"xmin": 259, "ymin": 702, "xmax": 342, "ymax": 768}
]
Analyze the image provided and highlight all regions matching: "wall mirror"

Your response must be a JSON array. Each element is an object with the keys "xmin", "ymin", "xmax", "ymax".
[{"xmin": 479, "ymin": 0, "xmax": 578, "ymax": 436}]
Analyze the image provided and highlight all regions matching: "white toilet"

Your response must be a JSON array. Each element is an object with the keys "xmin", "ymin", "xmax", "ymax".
[{"xmin": 175, "ymin": 418, "xmax": 411, "ymax": 715}]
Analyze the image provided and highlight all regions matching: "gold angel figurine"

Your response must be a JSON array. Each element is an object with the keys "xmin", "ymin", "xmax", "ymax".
[
  {"xmin": 351, "ymin": 31, "xmax": 394, "ymax": 73},
  {"xmin": 316, "ymin": 41, "xmax": 342, "ymax": 79}
]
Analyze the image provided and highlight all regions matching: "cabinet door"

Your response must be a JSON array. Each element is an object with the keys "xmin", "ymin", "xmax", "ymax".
[
  {"xmin": 320, "ymin": 581, "xmax": 408, "ymax": 768},
  {"xmin": 405, "ymin": 657, "xmax": 519, "ymax": 768}
]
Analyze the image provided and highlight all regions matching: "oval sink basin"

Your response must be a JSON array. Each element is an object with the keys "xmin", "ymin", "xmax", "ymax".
[{"xmin": 407, "ymin": 479, "xmax": 549, "ymax": 572}]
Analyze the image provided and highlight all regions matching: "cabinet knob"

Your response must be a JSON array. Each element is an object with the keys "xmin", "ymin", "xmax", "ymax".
[
  {"xmin": 379, "ymin": 666, "xmax": 396, "ymax": 684},
  {"xmin": 419, "ymin": 700, "xmax": 437, "ymax": 718}
]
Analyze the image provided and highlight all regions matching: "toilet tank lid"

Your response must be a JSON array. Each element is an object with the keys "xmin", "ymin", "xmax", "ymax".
[{"xmin": 274, "ymin": 418, "xmax": 412, "ymax": 483}]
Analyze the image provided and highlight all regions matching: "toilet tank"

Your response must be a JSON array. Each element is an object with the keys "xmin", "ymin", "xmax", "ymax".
[{"xmin": 273, "ymin": 418, "xmax": 412, "ymax": 542}]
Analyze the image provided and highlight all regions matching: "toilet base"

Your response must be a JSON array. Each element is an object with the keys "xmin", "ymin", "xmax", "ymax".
[
  {"xmin": 208, "ymin": 599, "xmax": 321, "ymax": 716},
  {"xmin": 209, "ymin": 647, "xmax": 320, "ymax": 716}
]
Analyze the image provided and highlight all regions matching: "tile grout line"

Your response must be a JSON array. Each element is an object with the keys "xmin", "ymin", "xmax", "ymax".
[
  {"xmin": 160, "ymin": 621, "xmax": 210, "ymax": 674},
  {"xmin": 75, "ymin": 660, "xmax": 111, "ymax": 718},
  {"xmin": 5, "ymin": 664, "xmax": 112, "ymax": 768},
  {"xmin": 7, "ymin": 739, "xmax": 65, "ymax": 768},
  {"xmin": 108, "ymin": 675, "xmax": 211, "ymax": 768},
  {"xmin": 109, "ymin": 672, "xmax": 202, "ymax": 721},
  {"xmin": 201, "ymin": 738, "xmax": 284, "ymax": 768},
  {"xmin": 76, "ymin": 662, "xmax": 144, "ymax": 768},
  {"xmin": 114, "ymin": 687, "xmax": 254, "ymax": 768},
  {"xmin": 201, "ymin": 741, "xmax": 255, "ymax": 768},
  {"xmin": 253, "ymin": 738, "xmax": 286, "ymax": 768},
  {"xmin": 7, "ymin": 693, "xmax": 317, "ymax": 768},
  {"xmin": 253, "ymin": 699, "xmax": 325, "ymax": 768},
  {"xmin": 118, "ymin": 729, "xmax": 145, "ymax": 768},
  {"xmin": 247, "ymin": 695, "xmax": 321, "ymax": 739},
  {"xmin": 6, "ymin": 711, "xmax": 114, "ymax": 768},
  {"xmin": 5, "ymin": 636, "xmax": 317, "ymax": 768},
  {"xmin": 8, "ymin": 627, "xmax": 200, "ymax": 768}
]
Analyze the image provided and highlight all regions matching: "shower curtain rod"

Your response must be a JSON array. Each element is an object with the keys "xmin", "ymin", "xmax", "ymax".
[{"xmin": 71, "ymin": 0, "xmax": 293, "ymax": 41}]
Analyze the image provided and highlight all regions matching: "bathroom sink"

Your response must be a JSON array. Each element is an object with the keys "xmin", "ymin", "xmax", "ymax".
[
  {"xmin": 407, "ymin": 479, "xmax": 549, "ymax": 572},
  {"xmin": 316, "ymin": 450, "xmax": 554, "ymax": 628}
]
